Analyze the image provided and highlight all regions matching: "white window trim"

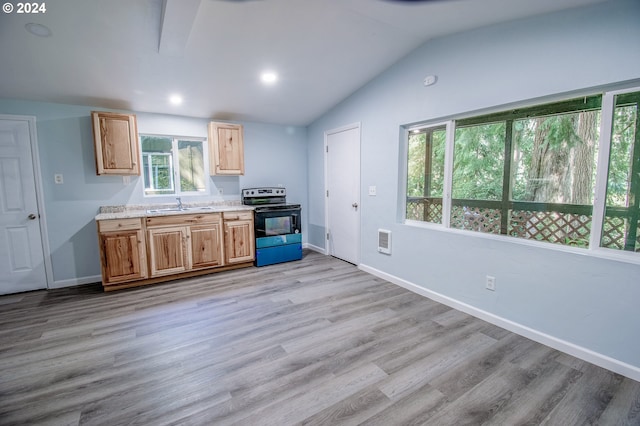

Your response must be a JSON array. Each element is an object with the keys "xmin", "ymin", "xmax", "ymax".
[
  {"xmin": 403, "ymin": 120, "xmax": 453, "ymax": 227},
  {"xmin": 141, "ymin": 134, "xmax": 209, "ymax": 198},
  {"xmin": 400, "ymin": 86, "xmax": 640, "ymax": 266},
  {"xmin": 143, "ymin": 152, "xmax": 174, "ymax": 192},
  {"xmin": 442, "ymin": 120, "xmax": 455, "ymax": 229},
  {"xmin": 591, "ymin": 86, "xmax": 640, "ymax": 261}
]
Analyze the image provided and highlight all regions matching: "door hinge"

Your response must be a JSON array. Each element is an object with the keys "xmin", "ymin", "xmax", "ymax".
[
  {"xmin": 326, "ymin": 146, "xmax": 328, "ymax": 153},
  {"xmin": 326, "ymin": 232, "xmax": 330, "ymax": 240},
  {"xmin": 326, "ymin": 190, "xmax": 329, "ymax": 197}
]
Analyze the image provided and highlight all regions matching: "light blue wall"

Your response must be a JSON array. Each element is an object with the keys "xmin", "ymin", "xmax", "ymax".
[
  {"xmin": 0, "ymin": 99, "xmax": 307, "ymax": 284},
  {"xmin": 307, "ymin": 0, "xmax": 640, "ymax": 369}
]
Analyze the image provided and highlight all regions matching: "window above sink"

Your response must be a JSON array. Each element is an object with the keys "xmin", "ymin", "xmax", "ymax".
[{"xmin": 141, "ymin": 135, "xmax": 209, "ymax": 197}]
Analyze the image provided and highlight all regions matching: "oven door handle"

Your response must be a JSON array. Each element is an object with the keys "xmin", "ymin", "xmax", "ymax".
[{"xmin": 256, "ymin": 208, "xmax": 300, "ymax": 214}]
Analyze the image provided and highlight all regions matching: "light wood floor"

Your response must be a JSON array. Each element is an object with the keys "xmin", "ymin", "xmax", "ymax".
[{"xmin": 1, "ymin": 250, "xmax": 639, "ymax": 425}]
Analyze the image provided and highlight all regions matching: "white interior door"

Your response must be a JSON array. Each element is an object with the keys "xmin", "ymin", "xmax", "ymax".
[
  {"xmin": 0, "ymin": 117, "xmax": 47, "ymax": 295},
  {"xmin": 326, "ymin": 123, "xmax": 360, "ymax": 264}
]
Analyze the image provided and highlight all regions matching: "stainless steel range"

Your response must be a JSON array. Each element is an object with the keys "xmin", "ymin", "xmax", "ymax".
[{"xmin": 242, "ymin": 187, "xmax": 302, "ymax": 267}]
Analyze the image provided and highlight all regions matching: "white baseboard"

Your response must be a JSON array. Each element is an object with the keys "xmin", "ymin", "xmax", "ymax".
[
  {"xmin": 359, "ymin": 263, "xmax": 640, "ymax": 382},
  {"xmin": 49, "ymin": 275, "xmax": 102, "ymax": 289},
  {"xmin": 304, "ymin": 243, "xmax": 326, "ymax": 255}
]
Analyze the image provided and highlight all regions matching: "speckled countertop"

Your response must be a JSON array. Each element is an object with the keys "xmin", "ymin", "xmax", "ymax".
[{"xmin": 95, "ymin": 201, "xmax": 254, "ymax": 221}]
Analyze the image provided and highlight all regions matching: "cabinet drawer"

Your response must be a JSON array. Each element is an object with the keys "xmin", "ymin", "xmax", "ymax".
[
  {"xmin": 223, "ymin": 211, "xmax": 253, "ymax": 221},
  {"xmin": 146, "ymin": 213, "xmax": 221, "ymax": 227},
  {"xmin": 98, "ymin": 218, "xmax": 142, "ymax": 233}
]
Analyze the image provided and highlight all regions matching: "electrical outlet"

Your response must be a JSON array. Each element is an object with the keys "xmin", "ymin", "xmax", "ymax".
[
  {"xmin": 486, "ymin": 275, "xmax": 496, "ymax": 291},
  {"xmin": 54, "ymin": 174, "xmax": 63, "ymax": 184},
  {"xmin": 368, "ymin": 185, "xmax": 377, "ymax": 196}
]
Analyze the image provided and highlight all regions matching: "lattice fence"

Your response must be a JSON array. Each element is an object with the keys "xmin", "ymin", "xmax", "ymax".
[
  {"xmin": 408, "ymin": 199, "xmax": 637, "ymax": 250},
  {"xmin": 406, "ymin": 199, "xmax": 443, "ymax": 224},
  {"xmin": 601, "ymin": 217, "xmax": 640, "ymax": 251},
  {"xmin": 508, "ymin": 210, "xmax": 591, "ymax": 247},
  {"xmin": 601, "ymin": 216, "xmax": 626, "ymax": 250},
  {"xmin": 450, "ymin": 206, "xmax": 502, "ymax": 234}
]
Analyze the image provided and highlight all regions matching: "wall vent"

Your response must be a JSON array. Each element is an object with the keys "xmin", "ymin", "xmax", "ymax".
[{"xmin": 378, "ymin": 229, "xmax": 391, "ymax": 254}]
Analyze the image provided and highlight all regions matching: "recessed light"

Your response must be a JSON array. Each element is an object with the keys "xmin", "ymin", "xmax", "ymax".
[
  {"xmin": 260, "ymin": 71, "xmax": 278, "ymax": 85},
  {"xmin": 25, "ymin": 23, "xmax": 52, "ymax": 37},
  {"xmin": 169, "ymin": 94, "xmax": 183, "ymax": 105}
]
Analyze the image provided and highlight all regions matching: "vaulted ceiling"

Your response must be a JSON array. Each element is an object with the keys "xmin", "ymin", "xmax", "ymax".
[{"xmin": 0, "ymin": 0, "xmax": 608, "ymax": 125}]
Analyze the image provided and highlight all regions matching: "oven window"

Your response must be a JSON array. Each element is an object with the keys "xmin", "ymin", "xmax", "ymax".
[{"xmin": 265, "ymin": 217, "xmax": 291, "ymax": 235}]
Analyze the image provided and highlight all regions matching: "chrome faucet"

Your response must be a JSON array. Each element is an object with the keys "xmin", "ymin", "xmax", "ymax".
[{"xmin": 176, "ymin": 197, "xmax": 183, "ymax": 210}]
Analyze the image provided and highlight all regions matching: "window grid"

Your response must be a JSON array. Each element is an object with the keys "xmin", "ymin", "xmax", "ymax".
[
  {"xmin": 140, "ymin": 135, "xmax": 208, "ymax": 197},
  {"xmin": 404, "ymin": 89, "xmax": 640, "ymax": 256}
]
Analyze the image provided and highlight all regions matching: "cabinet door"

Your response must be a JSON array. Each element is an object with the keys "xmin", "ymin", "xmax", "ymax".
[
  {"xmin": 92, "ymin": 111, "xmax": 140, "ymax": 175},
  {"xmin": 209, "ymin": 122, "xmax": 244, "ymax": 175},
  {"xmin": 224, "ymin": 220, "xmax": 255, "ymax": 264},
  {"xmin": 190, "ymin": 223, "xmax": 224, "ymax": 269},
  {"xmin": 148, "ymin": 226, "xmax": 190, "ymax": 276},
  {"xmin": 100, "ymin": 229, "xmax": 147, "ymax": 284}
]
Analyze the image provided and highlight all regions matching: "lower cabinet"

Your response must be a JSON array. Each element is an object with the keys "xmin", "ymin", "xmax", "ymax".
[
  {"xmin": 97, "ymin": 218, "xmax": 148, "ymax": 285},
  {"xmin": 147, "ymin": 225, "xmax": 190, "ymax": 276},
  {"xmin": 190, "ymin": 223, "xmax": 224, "ymax": 269},
  {"xmin": 146, "ymin": 213, "xmax": 225, "ymax": 277},
  {"xmin": 97, "ymin": 210, "xmax": 253, "ymax": 290},
  {"xmin": 223, "ymin": 211, "xmax": 255, "ymax": 264}
]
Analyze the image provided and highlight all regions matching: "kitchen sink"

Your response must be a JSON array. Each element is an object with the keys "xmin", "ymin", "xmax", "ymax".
[
  {"xmin": 146, "ymin": 206, "xmax": 216, "ymax": 213},
  {"xmin": 146, "ymin": 208, "xmax": 187, "ymax": 213}
]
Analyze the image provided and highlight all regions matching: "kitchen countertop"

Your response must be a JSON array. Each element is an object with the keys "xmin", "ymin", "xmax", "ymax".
[{"xmin": 95, "ymin": 202, "xmax": 254, "ymax": 221}]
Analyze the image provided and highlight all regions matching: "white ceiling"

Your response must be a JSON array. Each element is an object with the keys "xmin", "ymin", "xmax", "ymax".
[{"xmin": 0, "ymin": 0, "xmax": 608, "ymax": 126}]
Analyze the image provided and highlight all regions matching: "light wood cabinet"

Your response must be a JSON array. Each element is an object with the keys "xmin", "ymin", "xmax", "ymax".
[
  {"xmin": 190, "ymin": 223, "xmax": 224, "ymax": 269},
  {"xmin": 97, "ymin": 218, "xmax": 147, "ymax": 285},
  {"xmin": 146, "ymin": 213, "xmax": 226, "ymax": 277},
  {"xmin": 147, "ymin": 226, "xmax": 190, "ymax": 276},
  {"xmin": 208, "ymin": 122, "xmax": 244, "ymax": 175},
  {"xmin": 223, "ymin": 211, "xmax": 255, "ymax": 264},
  {"xmin": 98, "ymin": 211, "xmax": 253, "ymax": 291},
  {"xmin": 92, "ymin": 111, "xmax": 140, "ymax": 175}
]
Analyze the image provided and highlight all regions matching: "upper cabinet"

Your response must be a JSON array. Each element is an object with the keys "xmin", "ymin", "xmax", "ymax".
[
  {"xmin": 208, "ymin": 122, "xmax": 244, "ymax": 175},
  {"xmin": 92, "ymin": 111, "xmax": 140, "ymax": 175}
]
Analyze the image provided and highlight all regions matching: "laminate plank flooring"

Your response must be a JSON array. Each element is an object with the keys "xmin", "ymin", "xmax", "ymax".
[{"xmin": 1, "ymin": 250, "xmax": 639, "ymax": 425}]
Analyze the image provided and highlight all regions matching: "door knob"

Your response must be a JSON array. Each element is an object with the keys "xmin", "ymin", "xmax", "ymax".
[
  {"xmin": 28, "ymin": 214, "xmax": 37, "ymax": 220},
  {"xmin": 352, "ymin": 203, "xmax": 358, "ymax": 209}
]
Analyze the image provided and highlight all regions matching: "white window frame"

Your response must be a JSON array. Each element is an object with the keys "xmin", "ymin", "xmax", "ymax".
[
  {"xmin": 403, "ymin": 121, "xmax": 454, "ymax": 228},
  {"xmin": 400, "ymin": 86, "xmax": 640, "ymax": 265},
  {"xmin": 143, "ymin": 152, "xmax": 174, "ymax": 193},
  {"xmin": 141, "ymin": 134, "xmax": 209, "ymax": 197},
  {"xmin": 591, "ymin": 86, "xmax": 640, "ymax": 262}
]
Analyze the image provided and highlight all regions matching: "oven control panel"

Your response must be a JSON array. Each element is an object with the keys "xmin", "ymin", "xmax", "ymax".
[
  {"xmin": 242, "ymin": 187, "xmax": 286, "ymax": 198},
  {"xmin": 242, "ymin": 187, "xmax": 287, "ymax": 206}
]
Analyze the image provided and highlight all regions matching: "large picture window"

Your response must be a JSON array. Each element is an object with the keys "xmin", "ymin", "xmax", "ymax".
[
  {"xmin": 404, "ymin": 89, "xmax": 640, "ymax": 255},
  {"xmin": 141, "ymin": 135, "xmax": 208, "ymax": 196}
]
